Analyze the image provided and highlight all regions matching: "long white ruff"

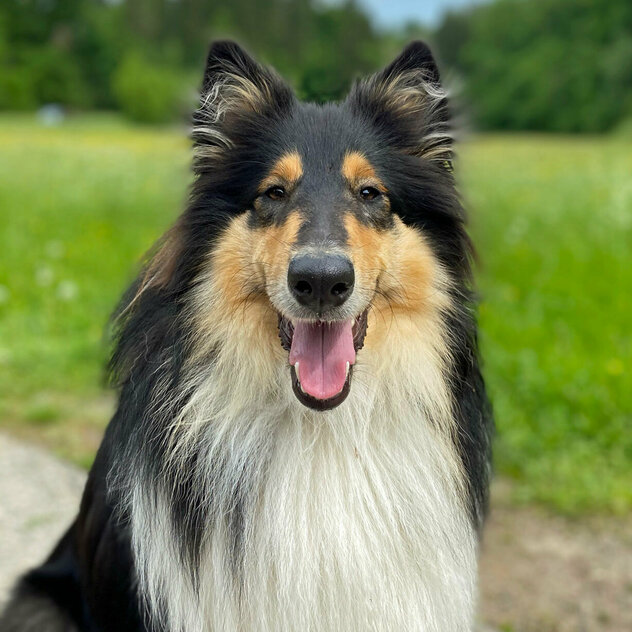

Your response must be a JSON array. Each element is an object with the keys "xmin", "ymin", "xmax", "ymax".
[{"xmin": 125, "ymin": 278, "xmax": 478, "ymax": 632}]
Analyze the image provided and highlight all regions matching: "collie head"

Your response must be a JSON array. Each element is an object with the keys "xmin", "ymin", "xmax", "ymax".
[{"xmin": 113, "ymin": 39, "xmax": 472, "ymax": 409}]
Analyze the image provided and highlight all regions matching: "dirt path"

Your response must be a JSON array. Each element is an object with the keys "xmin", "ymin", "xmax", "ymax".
[
  {"xmin": 1, "ymin": 434, "xmax": 630, "ymax": 630},
  {"xmin": 480, "ymin": 481, "xmax": 632, "ymax": 632}
]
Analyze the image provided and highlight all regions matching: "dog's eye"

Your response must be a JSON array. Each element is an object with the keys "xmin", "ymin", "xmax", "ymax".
[
  {"xmin": 265, "ymin": 186, "xmax": 286, "ymax": 201},
  {"xmin": 359, "ymin": 187, "xmax": 380, "ymax": 201}
]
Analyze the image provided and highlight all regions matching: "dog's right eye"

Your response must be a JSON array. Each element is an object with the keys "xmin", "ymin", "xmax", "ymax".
[
  {"xmin": 265, "ymin": 186, "xmax": 286, "ymax": 201},
  {"xmin": 359, "ymin": 186, "xmax": 381, "ymax": 201}
]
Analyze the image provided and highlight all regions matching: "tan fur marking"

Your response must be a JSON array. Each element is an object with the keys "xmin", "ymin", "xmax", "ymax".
[
  {"xmin": 255, "ymin": 211, "xmax": 303, "ymax": 288},
  {"xmin": 344, "ymin": 213, "xmax": 390, "ymax": 308},
  {"xmin": 344, "ymin": 214, "xmax": 453, "ymax": 362},
  {"xmin": 341, "ymin": 152, "xmax": 387, "ymax": 192},
  {"xmin": 190, "ymin": 211, "xmax": 303, "ymax": 369},
  {"xmin": 208, "ymin": 216, "xmax": 264, "ymax": 313},
  {"xmin": 258, "ymin": 152, "xmax": 303, "ymax": 193}
]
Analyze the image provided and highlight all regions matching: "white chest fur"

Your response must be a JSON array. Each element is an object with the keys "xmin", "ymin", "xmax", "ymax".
[{"xmin": 128, "ymin": 353, "xmax": 478, "ymax": 632}]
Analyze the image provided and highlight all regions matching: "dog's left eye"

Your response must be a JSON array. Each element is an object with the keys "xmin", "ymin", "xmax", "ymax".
[
  {"xmin": 359, "ymin": 187, "xmax": 381, "ymax": 201},
  {"xmin": 265, "ymin": 186, "xmax": 286, "ymax": 201}
]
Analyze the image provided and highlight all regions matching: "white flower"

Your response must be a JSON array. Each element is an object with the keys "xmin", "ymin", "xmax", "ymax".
[
  {"xmin": 36, "ymin": 266, "xmax": 54, "ymax": 287},
  {"xmin": 45, "ymin": 241, "xmax": 65, "ymax": 259},
  {"xmin": 57, "ymin": 280, "xmax": 78, "ymax": 301}
]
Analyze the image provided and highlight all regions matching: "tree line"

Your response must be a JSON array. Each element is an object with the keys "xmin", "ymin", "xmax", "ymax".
[{"xmin": 1, "ymin": 0, "xmax": 630, "ymax": 132}]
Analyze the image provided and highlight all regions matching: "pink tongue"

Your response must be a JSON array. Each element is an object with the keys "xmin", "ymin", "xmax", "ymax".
[{"xmin": 289, "ymin": 320, "xmax": 355, "ymax": 400}]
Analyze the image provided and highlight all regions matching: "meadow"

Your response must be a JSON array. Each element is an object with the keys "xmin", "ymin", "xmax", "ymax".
[{"xmin": 0, "ymin": 115, "xmax": 630, "ymax": 515}]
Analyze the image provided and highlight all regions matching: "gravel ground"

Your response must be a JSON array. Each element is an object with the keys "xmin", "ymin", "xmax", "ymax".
[
  {"xmin": 0, "ymin": 433, "xmax": 85, "ymax": 603},
  {"xmin": 1, "ymin": 433, "xmax": 630, "ymax": 631}
]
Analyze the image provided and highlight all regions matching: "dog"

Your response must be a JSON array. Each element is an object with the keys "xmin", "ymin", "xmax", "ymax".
[{"xmin": 1, "ymin": 40, "xmax": 492, "ymax": 632}]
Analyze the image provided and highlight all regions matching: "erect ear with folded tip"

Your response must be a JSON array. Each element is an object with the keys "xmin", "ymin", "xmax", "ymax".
[
  {"xmin": 348, "ymin": 41, "xmax": 453, "ymax": 167},
  {"xmin": 192, "ymin": 40, "xmax": 294, "ymax": 161}
]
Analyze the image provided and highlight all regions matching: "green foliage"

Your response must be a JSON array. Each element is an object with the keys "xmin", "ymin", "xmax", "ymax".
[
  {"xmin": 0, "ymin": 0, "xmax": 385, "ymax": 119},
  {"xmin": 263, "ymin": 1, "xmax": 382, "ymax": 103},
  {"xmin": 0, "ymin": 68, "xmax": 36, "ymax": 110},
  {"xmin": 25, "ymin": 402, "xmax": 61, "ymax": 425},
  {"xmin": 0, "ymin": 0, "xmax": 103, "ymax": 108},
  {"xmin": 434, "ymin": 0, "xmax": 632, "ymax": 132},
  {"xmin": 0, "ymin": 114, "xmax": 630, "ymax": 514},
  {"xmin": 23, "ymin": 47, "xmax": 91, "ymax": 107},
  {"xmin": 111, "ymin": 53, "xmax": 190, "ymax": 124},
  {"xmin": 2, "ymin": 0, "xmax": 631, "ymax": 132}
]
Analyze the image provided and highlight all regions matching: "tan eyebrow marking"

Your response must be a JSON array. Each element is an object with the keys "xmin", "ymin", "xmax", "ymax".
[
  {"xmin": 341, "ymin": 151, "xmax": 387, "ymax": 192},
  {"xmin": 258, "ymin": 151, "xmax": 303, "ymax": 193}
]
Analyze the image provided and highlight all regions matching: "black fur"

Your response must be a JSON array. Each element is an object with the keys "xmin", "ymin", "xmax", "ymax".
[{"xmin": 1, "ymin": 40, "xmax": 492, "ymax": 631}]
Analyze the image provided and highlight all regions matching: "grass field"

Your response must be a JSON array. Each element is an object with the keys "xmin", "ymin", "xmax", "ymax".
[{"xmin": 0, "ymin": 114, "xmax": 630, "ymax": 514}]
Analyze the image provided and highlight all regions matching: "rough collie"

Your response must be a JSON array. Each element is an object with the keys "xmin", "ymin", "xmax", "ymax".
[{"xmin": 1, "ymin": 41, "xmax": 492, "ymax": 632}]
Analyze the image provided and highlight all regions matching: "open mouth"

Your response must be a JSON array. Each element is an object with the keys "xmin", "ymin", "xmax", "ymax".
[{"xmin": 278, "ymin": 310, "xmax": 368, "ymax": 411}]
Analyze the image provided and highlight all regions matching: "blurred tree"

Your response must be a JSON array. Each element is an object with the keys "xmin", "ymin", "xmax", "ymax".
[
  {"xmin": 111, "ymin": 51, "xmax": 189, "ymax": 123},
  {"xmin": 0, "ymin": 0, "xmax": 630, "ymax": 131},
  {"xmin": 434, "ymin": 0, "xmax": 632, "ymax": 132}
]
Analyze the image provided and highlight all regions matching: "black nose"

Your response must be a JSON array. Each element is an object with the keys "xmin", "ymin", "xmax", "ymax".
[{"xmin": 288, "ymin": 254, "xmax": 355, "ymax": 313}]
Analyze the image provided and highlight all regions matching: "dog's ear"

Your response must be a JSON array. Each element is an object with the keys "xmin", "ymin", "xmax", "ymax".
[
  {"xmin": 349, "ymin": 41, "xmax": 452, "ymax": 167},
  {"xmin": 379, "ymin": 40, "xmax": 442, "ymax": 86},
  {"xmin": 193, "ymin": 41, "xmax": 294, "ymax": 162}
]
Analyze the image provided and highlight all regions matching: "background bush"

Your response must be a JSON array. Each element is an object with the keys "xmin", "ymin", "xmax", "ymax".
[
  {"xmin": 24, "ymin": 47, "xmax": 90, "ymax": 108},
  {"xmin": 111, "ymin": 54, "xmax": 189, "ymax": 124},
  {"xmin": 0, "ymin": 68, "xmax": 35, "ymax": 110}
]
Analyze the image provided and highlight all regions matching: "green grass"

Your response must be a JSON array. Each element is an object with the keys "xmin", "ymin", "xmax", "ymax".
[
  {"xmin": 461, "ymin": 134, "xmax": 632, "ymax": 514},
  {"xmin": 0, "ymin": 114, "xmax": 630, "ymax": 514},
  {"xmin": 0, "ymin": 114, "xmax": 189, "ymax": 462}
]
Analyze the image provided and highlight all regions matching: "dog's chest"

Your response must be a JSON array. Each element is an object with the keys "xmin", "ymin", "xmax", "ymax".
[
  {"xmin": 197, "ymin": 410, "xmax": 478, "ymax": 632},
  {"xmin": 132, "ymin": 386, "xmax": 479, "ymax": 632}
]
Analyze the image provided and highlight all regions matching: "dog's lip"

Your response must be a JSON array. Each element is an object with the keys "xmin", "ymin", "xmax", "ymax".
[
  {"xmin": 278, "ymin": 309, "xmax": 369, "ymax": 411},
  {"xmin": 290, "ymin": 363, "xmax": 353, "ymax": 411}
]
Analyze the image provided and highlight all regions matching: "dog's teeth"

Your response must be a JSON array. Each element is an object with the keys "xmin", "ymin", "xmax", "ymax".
[{"xmin": 345, "ymin": 361, "xmax": 350, "ymax": 378}]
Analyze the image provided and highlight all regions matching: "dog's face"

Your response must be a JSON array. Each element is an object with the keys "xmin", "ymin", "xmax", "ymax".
[{"xmin": 147, "ymin": 41, "xmax": 462, "ymax": 412}]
